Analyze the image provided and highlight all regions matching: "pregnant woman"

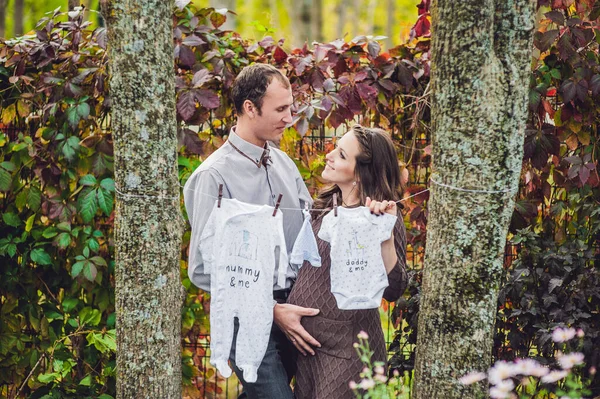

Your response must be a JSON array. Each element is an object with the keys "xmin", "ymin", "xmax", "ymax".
[{"xmin": 285, "ymin": 124, "xmax": 408, "ymax": 398}]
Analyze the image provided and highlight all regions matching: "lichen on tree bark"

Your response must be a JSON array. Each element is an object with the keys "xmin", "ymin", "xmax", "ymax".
[
  {"xmin": 413, "ymin": 1, "xmax": 536, "ymax": 398},
  {"xmin": 106, "ymin": 1, "xmax": 184, "ymax": 398}
]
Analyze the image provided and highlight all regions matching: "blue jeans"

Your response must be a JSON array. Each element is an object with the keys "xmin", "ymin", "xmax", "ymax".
[{"xmin": 229, "ymin": 317, "xmax": 296, "ymax": 399}]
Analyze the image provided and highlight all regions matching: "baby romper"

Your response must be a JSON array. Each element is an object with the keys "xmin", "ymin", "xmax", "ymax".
[
  {"xmin": 200, "ymin": 198, "xmax": 288, "ymax": 382},
  {"xmin": 318, "ymin": 206, "xmax": 397, "ymax": 310}
]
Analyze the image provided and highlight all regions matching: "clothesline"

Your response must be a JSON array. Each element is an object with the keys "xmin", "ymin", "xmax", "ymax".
[
  {"xmin": 114, "ymin": 175, "xmax": 516, "ymax": 209},
  {"xmin": 113, "ymin": 185, "xmax": 431, "ymax": 211}
]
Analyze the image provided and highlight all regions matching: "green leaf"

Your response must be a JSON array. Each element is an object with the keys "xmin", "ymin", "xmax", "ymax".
[
  {"xmin": 2, "ymin": 212, "xmax": 21, "ymax": 227},
  {"xmin": 79, "ymin": 374, "xmax": 92, "ymax": 386},
  {"xmin": 550, "ymin": 68, "xmax": 561, "ymax": 79},
  {"xmin": 87, "ymin": 330, "xmax": 116, "ymax": 353},
  {"xmin": 76, "ymin": 102, "xmax": 90, "ymax": 119},
  {"xmin": 80, "ymin": 307, "xmax": 101, "ymax": 326},
  {"xmin": 15, "ymin": 190, "xmax": 27, "ymax": 211},
  {"xmin": 57, "ymin": 232, "xmax": 71, "ymax": 249},
  {"xmin": 30, "ymin": 248, "xmax": 52, "ymax": 265},
  {"xmin": 97, "ymin": 188, "xmax": 114, "ymax": 216},
  {"xmin": 100, "ymin": 178, "xmax": 115, "ymax": 192},
  {"xmin": 106, "ymin": 312, "xmax": 116, "ymax": 328},
  {"xmin": 25, "ymin": 214, "xmax": 35, "ymax": 232},
  {"xmin": 66, "ymin": 107, "xmax": 80, "ymax": 128},
  {"xmin": 42, "ymin": 227, "xmax": 58, "ymax": 238},
  {"xmin": 0, "ymin": 161, "xmax": 15, "ymax": 172},
  {"xmin": 57, "ymin": 222, "xmax": 71, "ymax": 232},
  {"xmin": 88, "ymin": 237, "xmax": 99, "ymax": 252},
  {"xmin": 38, "ymin": 372, "xmax": 60, "ymax": 383},
  {"xmin": 27, "ymin": 185, "xmax": 42, "ymax": 211},
  {"xmin": 90, "ymin": 256, "xmax": 107, "ymax": 267},
  {"xmin": 71, "ymin": 261, "xmax": 85, "ymax": 277},
  {"xmin": 62, "ymin": 136, "xmax": 80, "ymax": 161},
  {"xmin": 78, "ymin": 188, "xmax": 98, "ymax": 223},
  {"xmin": 83, "ymin": 262, "xmax": 97, "ymax": 281},
  {"xmin": 83, "ymin": 246, "xmax": 90, "ymax": 258},
  {"xmin": 79, "ymin": 174, "xmax": 97, "ymax": 186},
  {"xmin": 0, "ymin": 168, "xmax": 11, "ymax": 191},
  {"xmin": 62, "ymin": 298, "xmax": 79, "ymax": 312},
  {"xmin": 7, "ymin": 244, "xmax": 17, "ymax": 257}
]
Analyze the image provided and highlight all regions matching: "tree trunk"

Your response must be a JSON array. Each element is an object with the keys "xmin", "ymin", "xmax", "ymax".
[
  {"xmin": 385, "ymin": 0, "xmax": 394, "ymax": 50},
  {"xmin": 336, "ymin": 0, "xmax": 346, "ymax": 39},
  {"xmin": 0, "ymin": 0, "xmax": 6, "ymax": 38},
  {"xmin": 105, "ymin": 0, "xmax": 184, "ymax": 398},
  {"xmin": 413, "ymin": 1, "xmax": 536, "ymax": 398},
  {"xmin": 13, "ymin": 0, "xmax": 23, "ymax": 36},
  {"xmin": 299, "ymin": 0, "xmax": 312, "ymax": 44},
  {"xmin": 268, "ymin": 0, "xmax": 279, "ymax": 36},
  {"xmin": 311, "ymin": 0, "xmax": 322, "ymax": 43}
]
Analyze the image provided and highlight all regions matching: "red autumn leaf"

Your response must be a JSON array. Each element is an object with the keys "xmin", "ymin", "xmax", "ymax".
[
  {"xmin": 273, "ymin": 46, "xmax": 288, "ymax": 64},
  {"xmin": 333, "ymin": 56, "xmax": 348, "ymax": 78},
  {"xmin": 416, "ymin": 0, "xmax": 430, "ymax": 15},
  {"xmin": 367, "ymin": 41, "xmax": 381, "ymax": 58},
  {"xmin": 356, "ymin": 83, "xmax": 377, "ymax": 102},
  {"xmin": 194, "ymin": 89, "xmax": 220, "ymax": 109},
  {"xmin": 412, "ymin": 15, "xmax": 431, "ymax": 38},
  {"xmin": 182, "ymin": 34, "xmax": 206, "ymax": 47},
  {"xmin": 210, "ymin": 11, "xmax": 226, "ymax": 28},
  {"xmin": 560, "ymin": 80, "xmax": 576, "ymax": 103},
  {"xmin": 178, "ymin": 128, "xmax": 203, "ymax": 154},
  {"xmin": 177, "ymin": 91, "xmax": 197, "ymax": 121},
  {"xmin": 177, "ymin": 44, "xmax": 196, "ymax": 68},
  {"xmin": 542, "ymin": 100, "xmax": 555, "ymax": 118},
  {"xmin": 192, "ymin": 69, "xmax": 211, "ymax": 88}
]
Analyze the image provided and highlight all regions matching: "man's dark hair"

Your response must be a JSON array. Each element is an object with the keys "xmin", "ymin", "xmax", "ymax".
[{"xmin": 231, "ymin": 64, "xmax": 290, "ymax": 116}]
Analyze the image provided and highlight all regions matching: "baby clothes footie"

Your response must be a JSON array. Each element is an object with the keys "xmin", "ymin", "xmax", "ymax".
[
  {"xmin": 290, "ymin": 208, "xmax": 321, "ymax": 268},
  {"xmin": 318, "ymin": 206, "xmax": 397, "ymax": 310},
  {"xmin": 200, "ymin": 198, "xmax": 288, "ymax": 383}
]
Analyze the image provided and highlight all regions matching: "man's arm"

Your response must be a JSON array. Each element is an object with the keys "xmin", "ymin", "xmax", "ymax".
[
  {"xmin": 183, "ymin": 169, "xmax": 226, "ymax": 292},
  {"xmin": 273, "ymin": 163, "xmax": 321, "ymax": 356},
  {"xmin": 273, "ymin": 303, "xmax": 320, "ymax": 356}
]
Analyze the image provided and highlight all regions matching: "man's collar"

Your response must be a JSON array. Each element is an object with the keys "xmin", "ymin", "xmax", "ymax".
[{"xmin": 228, "ymin": 127, "xmax": 272, "ymax": 168}]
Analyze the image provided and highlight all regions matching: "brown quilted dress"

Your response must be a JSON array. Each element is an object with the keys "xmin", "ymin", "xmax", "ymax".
[{"xmin": 287, "ymin": 213, "xmax": 407, "ymax": 399}]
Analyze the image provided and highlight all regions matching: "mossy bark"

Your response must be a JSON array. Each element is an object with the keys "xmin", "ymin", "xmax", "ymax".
[
  {"xmin": 413, "ymin": 1, "xmax": 536, "ymax": 398},
  {"xmin": 106, "ymin": 1, "xmax": 184, "ymax": 398}
]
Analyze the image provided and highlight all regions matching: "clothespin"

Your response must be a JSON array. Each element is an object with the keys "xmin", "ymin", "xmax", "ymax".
[
  {"xmin": 273, "ymin": 194, "xmax": 283, "ymax": 216},
  {"xmin": 217, "ymin": 184, "xmax": 223, "ymax": 208},
  {"xmin": 333, "ymin": 193, "xmax": 338, "ymax": 217}
]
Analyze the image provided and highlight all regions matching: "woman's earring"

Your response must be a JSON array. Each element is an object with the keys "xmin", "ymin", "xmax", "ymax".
[{"xmin": 352, "ymin": 181, "xmax": 357, "ymax": 186}]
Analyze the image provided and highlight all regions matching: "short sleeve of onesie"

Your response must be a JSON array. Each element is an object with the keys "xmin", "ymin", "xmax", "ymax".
[
  {"xmin": 317, "ymin": 209, "xmax": 337, "ymax": 242},
  {"xmin": 376, "ymin": 213, "xmax": 397, "ymax": 242}
]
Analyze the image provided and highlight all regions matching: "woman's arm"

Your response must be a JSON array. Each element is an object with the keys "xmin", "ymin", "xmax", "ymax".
[
  {"xmin": 382, "ymin": 218, "xmax": 408, "ymax": 302},
  {"xmin": 365, "ymin": 198, "xmax": 408, "ymax": 302}
]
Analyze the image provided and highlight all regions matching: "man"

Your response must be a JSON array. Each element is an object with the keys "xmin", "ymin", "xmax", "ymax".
[{"xmin": 183, "ymin": 63, "xmax": 320, "ymax": 398}]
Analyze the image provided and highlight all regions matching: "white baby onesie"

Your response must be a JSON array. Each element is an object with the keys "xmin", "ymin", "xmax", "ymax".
[
  {"xmin": 318, "ymin": 206, "xmax": 397, "ymax": 310},
  {"xmin": 200, "ymin": 198, "xmax": 288, "ymax": 383},
  {"xmin": 290, "ymin": 209, "xmax": 321, "ymax": 268}
]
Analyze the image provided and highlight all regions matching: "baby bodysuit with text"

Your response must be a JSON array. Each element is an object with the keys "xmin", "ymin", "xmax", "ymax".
[{"xmin": 318, "ymin": 206, "xmax": 396, "ymax": 310}]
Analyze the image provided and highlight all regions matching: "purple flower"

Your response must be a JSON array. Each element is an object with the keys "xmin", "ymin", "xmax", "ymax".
[
  {"xmin": 552, "ymin": 327, "xmax": 576, "ymax": 343},
  {"xmin": 459, "ymin": 371, "xmax": 487, "ymax": 385}
]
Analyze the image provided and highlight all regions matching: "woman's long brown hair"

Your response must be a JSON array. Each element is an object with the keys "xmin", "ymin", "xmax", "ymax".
[{"xmin": 312, "ymin": 124, "xmax": 403, "ymax": 220}]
